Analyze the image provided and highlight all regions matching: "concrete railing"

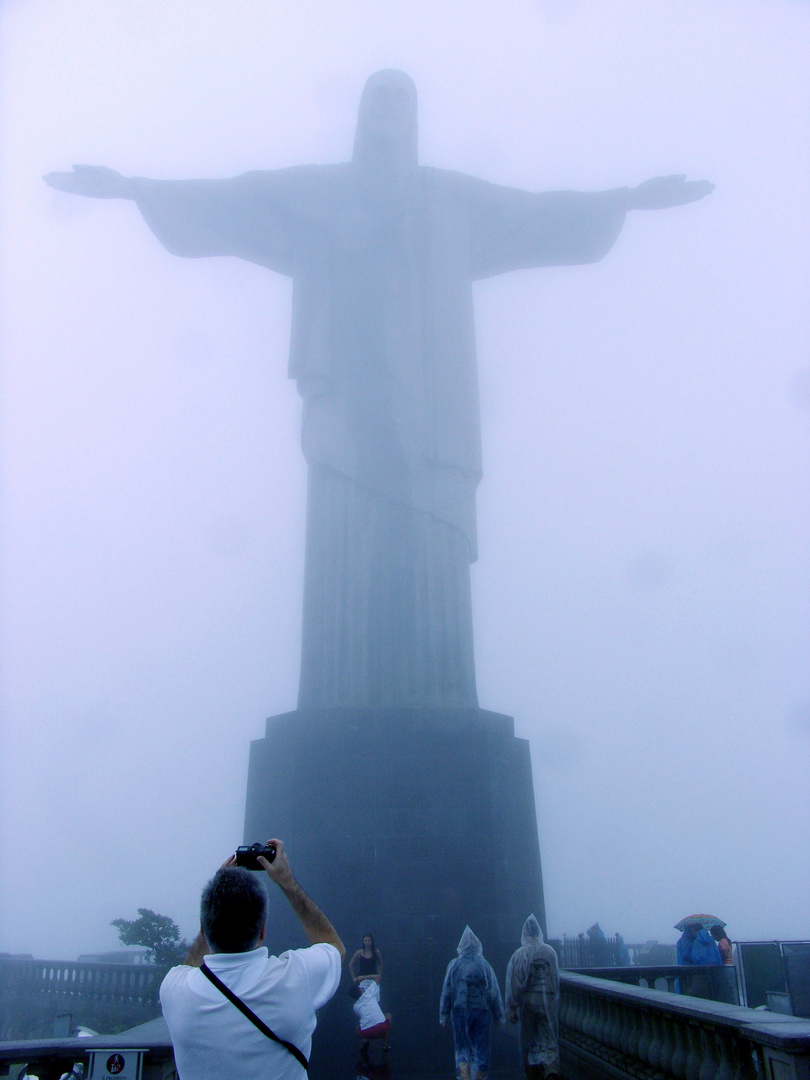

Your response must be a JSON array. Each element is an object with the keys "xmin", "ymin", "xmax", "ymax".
[
  {"xmin": 560, "ymin": 971, "xmax": 810, "ymax": 1080},
  {"xmin": 0, "ymin": 958, "xmax": 167, "ymax": 1041}
]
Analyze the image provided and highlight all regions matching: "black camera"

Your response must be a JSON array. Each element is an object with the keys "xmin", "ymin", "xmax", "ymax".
[{"xmin": 235, "ymin": 843, "xmax": 276, "ymax": 870}]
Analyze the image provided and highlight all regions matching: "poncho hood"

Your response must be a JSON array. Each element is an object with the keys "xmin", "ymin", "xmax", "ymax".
[
  {"xmin": 457, "ymin": 925, "xmax": 483, "ymax": 957},
  {"xmin": 521, "ymin": 914, "xmax": 544, "ymax": 949}
]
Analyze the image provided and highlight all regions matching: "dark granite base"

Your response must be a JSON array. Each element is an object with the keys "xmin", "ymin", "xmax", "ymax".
[{"xmin": 244, "ymin": 707, "xmax": 544, "ymax": 1076}]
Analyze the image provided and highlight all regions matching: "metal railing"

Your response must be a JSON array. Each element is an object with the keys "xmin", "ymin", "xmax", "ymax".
[{"xmin": 565, "ymin": 963, "xmax": 741, "ymax": 1005}]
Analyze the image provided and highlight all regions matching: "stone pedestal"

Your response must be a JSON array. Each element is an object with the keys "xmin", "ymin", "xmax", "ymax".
[{"xmin": 244, "ymin": 706, "xmax": 545, "ymax": 1075}]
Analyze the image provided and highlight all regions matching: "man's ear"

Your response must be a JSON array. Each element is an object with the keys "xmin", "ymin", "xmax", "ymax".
[
  {"xmin": 200, "ymin": 922, "xmax": 208, "ymax": 946},
  {"xmin": 259, "ymin": 921, "xmax": 266, "ymax": 943}
]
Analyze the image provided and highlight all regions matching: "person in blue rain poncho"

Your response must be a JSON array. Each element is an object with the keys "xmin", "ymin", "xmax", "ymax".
[
  {"xmin": 676, "ymin": 925, "xmax": 722, "ymax": 998},
  {"xmin": 690, "ymin": 929, "xmax": 722, "ymax": 966},
  {"xmin": 506, "ymin": 915, "xmax": 560, "ymax": 1080},
  {"xmin": 676, "ymin": 924, "xmax": 699, "ymax": 964},
  {"xmin": 677, "ymin": 926, "xmax": 722, "ymax": 966},
  {"xmin": 440, "ymin": 926, "xmax": 504, "ymax": 1080}
]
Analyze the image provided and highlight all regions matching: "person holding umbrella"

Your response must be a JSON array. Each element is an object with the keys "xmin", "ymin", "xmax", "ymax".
[
  {"xmin": 675, "ymin": 914, "xmax": 724, "ymax": 966},
  {"xmin": 675, "ymin": 914, "xmax": 724, "ymax": 999}
]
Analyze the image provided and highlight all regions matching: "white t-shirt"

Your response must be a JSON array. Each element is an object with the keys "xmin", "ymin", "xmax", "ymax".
[
  {"xmin": 353, "ymin": 979, "xmax": 386, "ymax": 1031},
  {"xmin": 160, "ymin": 943, "xmax": 341, "ymax": 1080}
]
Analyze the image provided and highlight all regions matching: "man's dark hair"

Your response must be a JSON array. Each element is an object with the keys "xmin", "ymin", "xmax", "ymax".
[{"xmin": 200, "ymin": 868, "xmax": 268, "ymax": 953}]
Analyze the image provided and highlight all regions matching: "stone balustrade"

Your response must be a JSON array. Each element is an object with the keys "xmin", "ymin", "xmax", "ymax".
[
  {"xmin": 0, "ymin": 958, "xmax": 167, "ymax": 1040},
  {"xmin": 560, "ymin": 971, "xmax": 810, "ymax": 1080}
]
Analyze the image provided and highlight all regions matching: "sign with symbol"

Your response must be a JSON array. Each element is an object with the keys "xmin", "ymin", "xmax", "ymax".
[{"xmin": 88, "ymin": 1049, "xmax": 143, "ymax": 1080}]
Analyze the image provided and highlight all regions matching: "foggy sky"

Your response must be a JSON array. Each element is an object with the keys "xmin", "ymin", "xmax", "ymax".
[{"xmin": 1, "ymin": 0, "xmax": 809, "ymax": 961}]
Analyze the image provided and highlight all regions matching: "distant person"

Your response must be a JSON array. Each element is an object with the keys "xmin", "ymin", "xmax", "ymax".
[
  {"xmin": 440, "ymin": 926, "xmax": 504, "ymax": 1080},
  {"xmin": 506, "ymin": 915, "xmax": 560, "ymax": 1080},
  {"xmin": 710, "ymin": 925, "xmax": 733, "ymax": 966},
  {"xmin": 349, "ymin": 933, "xmax": 383, "ymax": 984},
  {"xmin": 690, "ymin": 928, "xmax": 722, "ymax": 966},
  {"xmin": 675, "ymin": 924, "xmax": 699, "ymax": 996},
  {"xmin": 676, "ymin": 924, "xmax": 699, "ymax": 964},
  {"xmin": 709, "ymin": 925, "xmax": 737, "ymax": 1003},
  {"xmin": 159, "ymin": 839, "xmax": 344, "ymax": 1080},
  {"xmin": 615, "ymin": 933, "xmax": 631, "ymax": 967},
  {"xmin": 348, "ymin": 978, "xmax": 391, "ymax": 1059},
  {"xmin": 586, "ymin": 923, "xmax": 608, "ymax": 967},
  {"xmin": 676, "ymin": 926, "xmax": 721, "ymax": 1000}
]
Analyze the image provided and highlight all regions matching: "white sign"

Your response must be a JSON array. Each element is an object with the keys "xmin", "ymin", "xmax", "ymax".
[{"xmin": 88, "ymin": 1049, "xmax": 143, "ymax": 1080}]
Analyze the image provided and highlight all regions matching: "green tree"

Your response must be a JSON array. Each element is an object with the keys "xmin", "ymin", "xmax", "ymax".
[{"xmin": 111, "ymin": 908, "xmax": 189, "ymax": 965}]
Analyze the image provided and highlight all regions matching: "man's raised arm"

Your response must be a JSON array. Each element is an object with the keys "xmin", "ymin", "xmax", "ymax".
[{"xmin": 258, "ymin": 838, "xmax": 345, "ymax": 959}]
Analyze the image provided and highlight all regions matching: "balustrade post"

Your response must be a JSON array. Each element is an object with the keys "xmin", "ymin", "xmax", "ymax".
[
  {"xmin": 684, "ymin": 1021, "xmax": 704, "ymax": 1080},
  {"xmin": 647, "ymin": 1009, "xmax": 667, "ymax": 1074},
  {"xmin": 581, "ymin": 992, "xmax": 596, "ymax": 1042},
  {"xmin": 637, "ymin": 1008, "xmax": 652, "ymax": 1066},
  {"xmin": 561, "ymin": 985, "xmax": 575, "ymax": 1036},
  {"xmin": 658, "ymin": 1013, "xmax": 678, "ymax": 1076},
  {"xmin": 617, "ymin": 996, "xmax": 634, "ymax": 1059},
  {"xmin": 625, "ymin": 1003, "xmax": 643, "ymax": 1063},
  {"xmin": 697, "ymin": 1024, "xmax": 720, "ymax": 1080},
  {"xmin": 605, "ymin": 999, "xmax": 623, "ymax": 1056},
  {"xmin": 712, "ymin": 1026, "xmax": 738, "ymax": 1080},
  {"xmin": 593, "ymin": 994, "xmax": 608, "ymax": 1046}
]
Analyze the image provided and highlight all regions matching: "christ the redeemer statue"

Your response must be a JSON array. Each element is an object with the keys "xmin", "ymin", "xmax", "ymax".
[{"xmin": 46, "ymin": 69, "xmax": 712, "ymax": 712}]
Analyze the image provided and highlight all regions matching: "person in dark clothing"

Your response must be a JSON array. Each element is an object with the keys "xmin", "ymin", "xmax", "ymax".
[
  {"xmin": 586, "ymin": 923, "xmax": 608, "ymax": 967},
  {"xmin": 709, "ymin": 925, "xmax": 733, "ymax": 966},
  {"xmin": 676, "ymin": 925, "xmax": 699, "ymax": 965},
  {"xmin": 349, "ymin": 933, "xmax": 383, "ymax": 985}
]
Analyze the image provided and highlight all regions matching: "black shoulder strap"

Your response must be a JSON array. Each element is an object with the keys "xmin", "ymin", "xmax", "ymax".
[{"xmin": 199, "ymin": 961, "xmax": 309, "ymax": 1071}]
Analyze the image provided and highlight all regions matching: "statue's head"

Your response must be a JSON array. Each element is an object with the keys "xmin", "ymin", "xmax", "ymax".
[{"xmin": 353, "ymin": 69, "xmax": 418, "ymax": 166}]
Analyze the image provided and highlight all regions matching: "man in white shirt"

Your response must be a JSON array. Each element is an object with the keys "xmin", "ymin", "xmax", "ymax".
[{"xmin": 160, "ymin": 838, "xmax": 344, "ymax": 1079}]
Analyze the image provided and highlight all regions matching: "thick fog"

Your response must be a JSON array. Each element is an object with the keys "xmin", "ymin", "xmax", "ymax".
[{"xmin": 1, "ymin": 0, "xmax": 808, "ymax": 961}]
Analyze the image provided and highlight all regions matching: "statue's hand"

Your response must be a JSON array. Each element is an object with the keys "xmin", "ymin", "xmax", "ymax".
[
  {"xmin": 630, "ymin": 174, "xmax": 714, "ymax": 210},
  {"xmin": 43, "ymin": 164, "xmax": 136, "ymax": 200}
]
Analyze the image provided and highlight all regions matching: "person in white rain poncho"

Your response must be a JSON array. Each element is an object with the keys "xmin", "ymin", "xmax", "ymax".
[
  {"xmin": 440, "ymin": 926, "xmax": 504, "ymax": 1080},
  {"xmin": 506, "ymin": 915, "xmax": 560, "ymax": 1080}
]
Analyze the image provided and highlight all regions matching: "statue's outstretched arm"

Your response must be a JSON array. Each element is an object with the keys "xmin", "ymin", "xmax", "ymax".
[
  {"xmin": 623, "ymin": 174, "xmax": 714, "ymax": 211},
  {"xmin": 44, "ymin": 164, "xmax": 138, "ymax": 200},
  {"xmin": 43, "ymin": 165, "xmax": 300, "ymax": 274},
  {"xmin": 467, "ymin": 171, "xmax": 714, "ymax": 279}
]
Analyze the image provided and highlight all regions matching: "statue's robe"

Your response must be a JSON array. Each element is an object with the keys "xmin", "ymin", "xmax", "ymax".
[{"xmin": 134, "ymin": 165, "xmax": 626, "ymax": 708}]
